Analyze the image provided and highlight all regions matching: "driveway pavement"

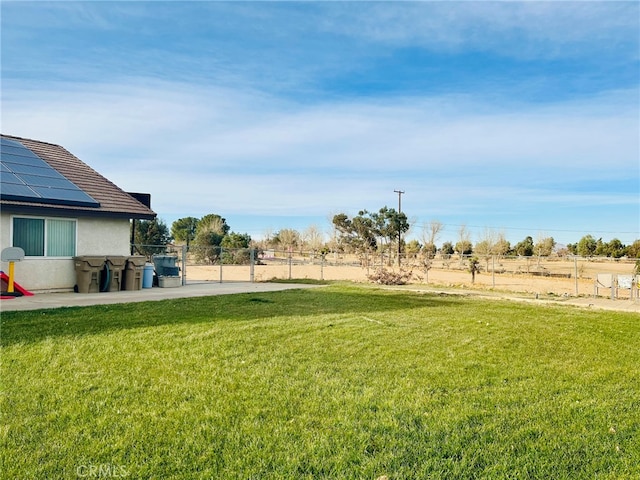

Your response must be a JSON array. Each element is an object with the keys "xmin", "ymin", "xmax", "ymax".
[
  {"xmin": 2, "ymin": 281, "xmax": 638, "ymax": 314},
  {"xmin": 0, "ymin": 281, "xmax": 323, "ymax": 312}
]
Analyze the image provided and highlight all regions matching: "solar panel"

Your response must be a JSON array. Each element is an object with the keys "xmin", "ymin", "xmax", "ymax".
[
  {"xmin": 18, "ymin": 174, "xmax": 77, "ymax": 189},
  {"xmin": 2, "ymin": 153, "xmax": 52, "ymax": 167},
  {"xmin": 1, "ymin": 172, "xmax": 23, "ymax": 184},
  {"xmin": 2, "ymin": 162, "xmax": 66, "ymax": 177},
  {"xmin": 1, "ymin": 138, "xmax": 41, "ymax": 158},
  {"xmin": 0, "ymin": 138, "xmax": 100, "ymax": 208},
  {"xmin": 1, "ymin": 183, "xmax": 39, "ymax": 198}
]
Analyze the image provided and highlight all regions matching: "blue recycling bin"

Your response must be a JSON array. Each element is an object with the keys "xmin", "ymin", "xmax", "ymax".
[{"xmin": 142, "ymin": 263, "xmax": 154, "ymax": 288}]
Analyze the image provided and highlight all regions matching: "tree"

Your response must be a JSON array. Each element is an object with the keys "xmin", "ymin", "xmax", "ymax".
[
  {"xmin": 260, "ymin": 227, "xmax": 275, "ymax": 250},
  {"xmin": 441, "ymin": 242, "xmax": 454, "ymax": 255},
  {"xmin": 332, "ymin": 207, "xmax": 409, "ymax": 264},
  {"xmin": 473, "ymin": 229, "xmax": 501, "ymax": 270},
  {"xmin": 604, "ymin": 238, "xmax": 625, "ymax": 258},
  {"xmin": 422, "ymin": 242, "xmax": 437, "ymax": 257},
  {"xmin": 469, "ymin": 257, "xmax": 480, "ymax": 284},
  {"xmin": 132, "ymin": 218, "xmax": 172, "ymax": 257},
  {"xmin": 455, "ymin": 225, "xmax": 472, "ymax": 257},
  {"xmin": 474, "ymin": 238, "xmax": 493, "ymax": 267},
  {"xmin": 371, "ymin": 206, "xmax": 410, "ymax": 262},
  {"xmin": 274, "ymin": 228, "xmax": 300, "ymax": 252},
  {"xmin": 475, "ymin": 229, "xmax": 511, "ymax": 271},
  {"xmin": 221, "ymin": 232, "xmax": 251, "ymax": 249},
  {"xmin": 455, "ymin": 240, "xmax": 473, "ymax": 255},
  {"xmin": 171, "ymin": 217, "xmax": 199, "ymax": 247},
  {"xmin": 421, "ymin": 220, "xmax": 443, "ymax": 260},
  {"xmin": 193, "ymin": 214, "xmax": 231, "ymax": 264},
  {"xmin": 197, "ymin": 214, "xmax": 230, "ymax": 237},
  {"xmin": 626, "ymin": 239, "xmax": 640, "ymax": 258},
  {"xmin": 405, "ymin": 239, "xmax": 422, "ymax": 258},
  {"xmin": 302, "ymin": 225, "xmax": 325, "ymax": 254},
  {"xmin": 534, "ymin": 236, "xmax": 555, "ymax": 257},
  {"xmin": 494, "ymin": 233, "xmax": 511, "ymax": 257},
  {"xmin": 576, "ymin": 235, "xmax": 597, "ymax": 257},
  {"xmin": 332, "ymin": 211, "xmax": 375, "ymax": 254},
  {"xmin": 514, "ymin": 236, "xmax": 534, "ymax": 257},
  {"xmin": 221, "ymin": 232, "xmax": 252, "ymax": 264}
]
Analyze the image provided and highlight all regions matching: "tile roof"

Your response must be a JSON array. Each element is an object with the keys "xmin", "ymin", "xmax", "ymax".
[{"xmin": 1, "ymin": 134, "xmax": 155, "ymax": 219}]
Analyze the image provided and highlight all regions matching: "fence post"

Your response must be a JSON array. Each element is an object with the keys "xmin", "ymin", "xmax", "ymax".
[
  {"xmin": 288, "ymin": 249, "xmax": 292, "ymax": 280},
  {"xmin": 219, "ymin": 247, "xmax": 223, "ymax": 284},
  {"xmin": 320, "ymin": 254, "xmax": 324, "ymax": 281},
  {"xmin": 574, "ymin": 257, "xmax": 578, "ymax": 296},
  {"xmin": 181, "ymin": 244, "xmax": 187, "ymax": 286},
  {"xmin": 611, "ymin": 273, "xmax": 616, "ymax": 300},
  {"xmin": 250, "ymin": 249, "xmax": 255, "ymax": 283},
  {"xmin": 492, "ymin": 255, "xmax": 495, "ymax": 288}
]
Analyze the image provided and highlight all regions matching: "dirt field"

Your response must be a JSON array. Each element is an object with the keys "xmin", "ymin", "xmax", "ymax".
[{"xmin": 184, "ymin": 256, "xmax": 639, "ymax": 301}]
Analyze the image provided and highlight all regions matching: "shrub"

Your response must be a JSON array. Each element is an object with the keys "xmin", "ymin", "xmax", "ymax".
[{"xmin": 367, "ymin": 268, "xmax": 413, "ymax": 285}]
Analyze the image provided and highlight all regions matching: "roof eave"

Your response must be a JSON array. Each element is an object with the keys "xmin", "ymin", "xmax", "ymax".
[{"xmin": 0, "ymin": 203, "xmax": 156, "ymax": 220}]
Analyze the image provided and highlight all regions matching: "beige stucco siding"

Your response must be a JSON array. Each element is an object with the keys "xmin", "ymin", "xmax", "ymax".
[
  {"xmin": 77, "ymin": 218, "xmax": 131, "ymax": 256},
  {"xmin": 1, "ymin": 214, "xmax": 131, "ymax": 292}
]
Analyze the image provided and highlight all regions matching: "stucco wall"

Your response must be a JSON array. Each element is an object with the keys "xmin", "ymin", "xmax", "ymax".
[{"xmin": 1, "ymin": 214, "xmax": 131, "ymax": 292}]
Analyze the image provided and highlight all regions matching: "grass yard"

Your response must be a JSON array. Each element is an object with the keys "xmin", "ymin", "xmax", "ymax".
[{"xmin": 1, "ymin": 284, "xmax": 639, "ymax": 479}]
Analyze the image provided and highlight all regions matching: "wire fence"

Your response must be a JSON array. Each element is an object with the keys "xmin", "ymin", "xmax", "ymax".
[{"xmin": 132, "ymin": 244, "xmax": 640, "ymax": 301}]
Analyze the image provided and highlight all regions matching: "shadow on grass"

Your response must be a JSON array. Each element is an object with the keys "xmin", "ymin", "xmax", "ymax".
[{"xmin": 1, "ymin": 286, "xmax": 459, "ymax": 347}]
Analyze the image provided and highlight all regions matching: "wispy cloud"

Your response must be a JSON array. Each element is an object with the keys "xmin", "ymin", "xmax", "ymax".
[
  {"xmin": 318, "ymin": 2, "xmax": 639, "ymax": 55},
  {"xmin": 3, "ymin": 79, "xmax": 636, "ymax": 227},
  {"xmin": 1, "ymin": 2, "xmax": 637, "ymax": 242}
]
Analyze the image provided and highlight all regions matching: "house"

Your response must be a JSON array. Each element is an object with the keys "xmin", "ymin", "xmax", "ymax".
[{"xmin": 1, "ymin": 134, "xmax": 156, "ymax": 292}]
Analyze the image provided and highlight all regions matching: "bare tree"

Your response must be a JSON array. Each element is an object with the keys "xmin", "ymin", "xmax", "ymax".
[
  {"xmin": 417, "ymin": 220, "xmax": 442, "ymax": 282},
  {"xmin": 421, "ymin": 220, "xmax": 443, "ymax": 255},
  {"xmin": 475, "ymin": 228, "xmax": 497, "ymax": 272},
  {"xmin": 276, "ymin": 228, "xmax": 300, "ymax": 253},
  {"xmin": 302, "ymin": 225, "xmax": 325, "ymax": 255},
  {"xmin": 534, "ymin": 234, "xmax": 556, "ymax": 265},
  {"xmin": 261, "ymin": 227, "xmax": 274, "ymax": 249},
  {"xmin": 455, "ymin": 224, "xmax": 472, "ymax": 265},
  {"xmin": 494, "ymin": 232, "xmax": 511, "ymax": 258},
  {"xmin": 475, "ymin": 229, "xmax": 511, "ymax": 272}
]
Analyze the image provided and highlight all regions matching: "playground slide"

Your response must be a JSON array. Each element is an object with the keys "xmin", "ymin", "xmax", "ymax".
[{"xmin": 0, "ymin": 271, "xmax": 34, "ymax": 298}]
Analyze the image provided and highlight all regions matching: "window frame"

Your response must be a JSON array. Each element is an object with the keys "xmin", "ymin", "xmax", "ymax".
[{"xmin": 11, "ymin": 215, "xmax": 78, "ymax": 258}]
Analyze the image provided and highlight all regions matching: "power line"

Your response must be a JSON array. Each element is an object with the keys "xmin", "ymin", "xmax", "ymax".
[{"xmin": 409, "ymin": 221, "xmax": 638, "ymax": 237}]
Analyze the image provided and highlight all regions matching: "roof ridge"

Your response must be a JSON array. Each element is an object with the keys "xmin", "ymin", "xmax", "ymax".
[{"xmin": 1, "ymin": 133, "xmax": 64, "ymax": 149}]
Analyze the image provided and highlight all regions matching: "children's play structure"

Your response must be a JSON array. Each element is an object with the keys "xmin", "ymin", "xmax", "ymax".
[{"xmin": 1, "ymin": 247, "xmax": 34, "ymax": 299}]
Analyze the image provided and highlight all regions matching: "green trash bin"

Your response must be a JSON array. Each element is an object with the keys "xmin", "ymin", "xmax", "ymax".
[
  {"xmin": 124, "ymin": 256, "xmax": 146, "ymax": 291},
  {"xmin": 73, "ymin": 256, "xmax": 106, "ymax": 293},
  {"xmin": 152, "ymin": 255, "xmax": 179, "ymax": 276},
  {"xmin": 106, "ymin": 256, "xmax": 128, "ymax": 292}
]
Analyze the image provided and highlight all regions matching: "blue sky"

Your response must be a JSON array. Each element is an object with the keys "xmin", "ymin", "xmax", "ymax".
[{"xmin": 2, "ymin": 1, "xmax": 639, "ymax": 245}]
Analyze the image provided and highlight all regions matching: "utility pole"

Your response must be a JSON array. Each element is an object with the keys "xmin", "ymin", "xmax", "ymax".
[{"xmin": 394, "ymin": 190, "xmax": 405, "ymax": 267}]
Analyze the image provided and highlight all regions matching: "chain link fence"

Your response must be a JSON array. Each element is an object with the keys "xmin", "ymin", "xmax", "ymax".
[{"xmin": 132, "ymin": 244, "xmax": 639, "ymax": 300}]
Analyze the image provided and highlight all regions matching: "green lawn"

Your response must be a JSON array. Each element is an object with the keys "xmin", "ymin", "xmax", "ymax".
[{"xmin": 2, "ymin": 284, "xmax": 639, "ymax": 479}]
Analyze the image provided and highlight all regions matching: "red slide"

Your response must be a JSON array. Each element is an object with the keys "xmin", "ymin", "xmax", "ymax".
[{"xmin": 0, "ymin": 271, "xmax": 34, "ymax": 299}]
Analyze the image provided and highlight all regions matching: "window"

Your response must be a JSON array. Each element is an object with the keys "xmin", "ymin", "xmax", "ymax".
[{"xmin": 12, "ymin": 216, "xmax": 76, "ymax": 257}]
